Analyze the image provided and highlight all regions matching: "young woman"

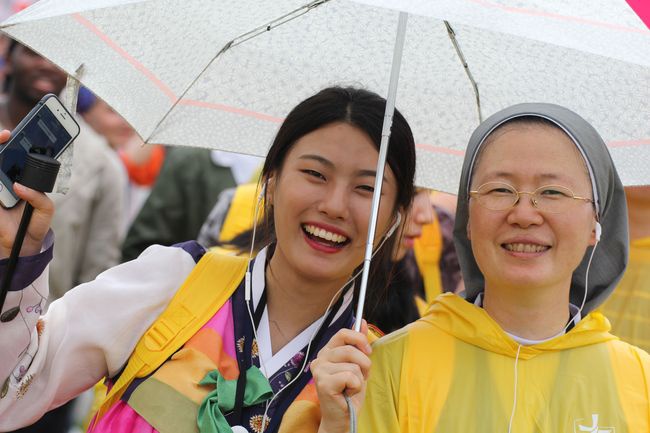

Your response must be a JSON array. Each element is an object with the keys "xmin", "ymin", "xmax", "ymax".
[
  {"xmin": 0, "ymin": 86, "xmax": 415, "ymax": 433},
  {"xmin": 318, "ymin": 102, "xmax": 650, "ymax": 432}
]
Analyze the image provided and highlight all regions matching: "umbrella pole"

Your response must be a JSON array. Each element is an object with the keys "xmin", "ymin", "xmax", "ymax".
[{"xmin": 354, "ymin": 11, "xmax": 409, "ymax": 332}]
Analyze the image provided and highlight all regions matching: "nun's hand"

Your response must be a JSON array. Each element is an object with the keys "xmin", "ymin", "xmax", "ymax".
[
  {"xmin": 311, "ymin": 320, "xmax": 372, "ymax": 433},
  {"xmin": 0, "ymin": 130, "xmax": 54, "ymax": 259}
]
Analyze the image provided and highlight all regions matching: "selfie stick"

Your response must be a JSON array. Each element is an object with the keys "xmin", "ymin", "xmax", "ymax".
[{"xmin": 0, "ymin": 153, "xmax": 60, "ymax": 322}]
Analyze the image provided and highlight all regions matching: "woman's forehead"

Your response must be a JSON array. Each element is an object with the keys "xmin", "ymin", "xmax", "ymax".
[
  {"xmin": 473, "ymin": 123, "xmax": 591, "ymax": 187},
  {"xmin": 288, "ymin": 126, "xmax": 377, "ymax": 168}
]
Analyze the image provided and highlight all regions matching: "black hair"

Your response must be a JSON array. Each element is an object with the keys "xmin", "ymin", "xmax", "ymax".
[{"xmin": 363, "ymin": 251, "xmax": 422, "ymax": 333}]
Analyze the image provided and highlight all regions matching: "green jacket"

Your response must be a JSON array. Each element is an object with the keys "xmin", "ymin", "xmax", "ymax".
[{"xmin": 121, "ymin": 147, "xmax": 236, "ymax": 262}]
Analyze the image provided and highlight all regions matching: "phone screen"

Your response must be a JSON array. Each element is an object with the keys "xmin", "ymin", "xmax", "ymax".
[{"xmin": 0, "ymin": 106, "xmax": 72, "ymax": 184}]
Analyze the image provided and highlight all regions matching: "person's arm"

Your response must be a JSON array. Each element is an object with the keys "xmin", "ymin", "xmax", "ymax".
[{"xmin": 0, "ymin": 241, "xmax": 198, "ymax": 430}]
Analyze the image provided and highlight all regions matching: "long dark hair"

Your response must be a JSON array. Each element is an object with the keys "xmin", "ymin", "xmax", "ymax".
[{"xmin": 222, "ymin": 86, "xmax": 416, "ymax": 306}]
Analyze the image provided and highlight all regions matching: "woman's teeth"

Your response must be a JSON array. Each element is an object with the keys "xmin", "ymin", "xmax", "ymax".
[
  {"xmin": 504, "ymin": 243, "xmax": 549, "ymax": 253},
  {"xmin": 303, "ymin": 225, "xmax": 348, "ymax": 244}
]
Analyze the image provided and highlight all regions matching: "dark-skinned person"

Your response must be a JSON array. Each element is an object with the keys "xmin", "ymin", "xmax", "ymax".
[
  {"xmin": 1, "ymin": 40, "xmax": 125, "ymax": 303},
  {"xmin": 0, "ymin": 86, "xmax": 415, "ymax": 433},
  {"xmin": 315, "ymin": 103, "xmax": 650, "ymax": 432}
]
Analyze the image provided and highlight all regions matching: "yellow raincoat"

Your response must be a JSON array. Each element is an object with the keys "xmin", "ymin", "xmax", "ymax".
[
  {"xmin": 601, "ymin": 237, "xmax": 650, "ymax": 353},
  {"xmin": 360, "ymin": 293, "xmax": 650, "ymax": 432}
]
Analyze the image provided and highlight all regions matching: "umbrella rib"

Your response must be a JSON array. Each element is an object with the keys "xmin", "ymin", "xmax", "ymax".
[
  {"xmin": 444, "ymin": 21, "xmax": 483, "ymax": 124},
  {"xmin": 225, "ymin": 0, "xmax": 331, "ymax": 50},
  {"xmin": 144, "ymin": 0, "xmax": 331, "ymax": 143}
]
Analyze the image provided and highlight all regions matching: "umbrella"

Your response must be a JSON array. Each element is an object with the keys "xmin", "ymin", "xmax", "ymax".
[
  {"xmin": 1, "ymin": 0, "xmax": 649, "ymax": 195},
  {"xmin": 626, "ymin": 0, "xmax": 650, "ymax": 28},
  {"xmin": 2, "ymin": 0, "xmax": 649, "ymax": 336}
]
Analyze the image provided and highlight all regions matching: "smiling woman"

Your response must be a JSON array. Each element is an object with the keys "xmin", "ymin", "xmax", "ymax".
[
  {"xmin": 268, "ymin": 122, "xmax": 398, "ymax": 288},
  {"xmin": 467, "ymin": 118, "xmax": 600, "ymax": 334},
  {"xmin": 358, "ymin": 104, "xmax": 650, "ymax": 433},
  {"xmin": 0, "ymin": 86, "xmax": 416, "ymax": 433}
]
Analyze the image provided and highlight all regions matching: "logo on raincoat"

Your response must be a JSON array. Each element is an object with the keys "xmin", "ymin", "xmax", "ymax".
[{"xmin": 574, "ymin": 414, "xmax": 615, "ymax": 433}]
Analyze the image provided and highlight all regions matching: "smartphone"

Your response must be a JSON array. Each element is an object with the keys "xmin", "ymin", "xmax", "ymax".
[{"xmin": 0, "ymin": 94, "xmax": 80, "ymax": 208}]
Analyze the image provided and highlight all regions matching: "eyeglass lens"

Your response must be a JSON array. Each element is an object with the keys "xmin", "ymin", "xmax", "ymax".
[{"xmin": 475, "ymin": 182, "xmax": 577, "ymax": 213}]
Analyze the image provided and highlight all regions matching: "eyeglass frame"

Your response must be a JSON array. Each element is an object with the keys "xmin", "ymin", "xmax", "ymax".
[{"xmin": 468, "ymin": 181, "xmax": 594, "ymax": 213}]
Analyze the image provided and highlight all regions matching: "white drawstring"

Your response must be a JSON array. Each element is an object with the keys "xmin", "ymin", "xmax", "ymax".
[
  {"xmin": 507, "ymin": 344, "xmax": 522, "ymax": 433},
  {"xmin": 505, "ymin": 240, "xmax": 598, "ymax": 432}
]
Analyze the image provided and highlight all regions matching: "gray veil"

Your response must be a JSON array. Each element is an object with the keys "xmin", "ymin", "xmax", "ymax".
[{"xmin": 453, "ymin": 103, "xmax": 628, "ymax": 315}]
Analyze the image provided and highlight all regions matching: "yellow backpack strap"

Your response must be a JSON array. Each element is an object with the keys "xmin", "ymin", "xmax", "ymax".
[
  {"xmin": 413, "ymin": 210, "xmax": 444, "ymax": 305},
  {"xmin": 219, "ymin": 183, "xmax": 261, "ymax": 243},
  {"xmin": 93, "ymin": 250, "xmax": 248, "ymax": 424}
]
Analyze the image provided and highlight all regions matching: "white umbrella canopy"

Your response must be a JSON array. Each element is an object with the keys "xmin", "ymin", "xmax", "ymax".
[{"xmin": 1, "ymin": 0, "xmax": 649, "ymax": 193}]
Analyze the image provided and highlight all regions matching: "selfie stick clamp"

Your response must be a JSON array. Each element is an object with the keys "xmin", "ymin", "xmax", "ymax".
[{"xmin": 0, "ymin": 153, "xmax": 60, "ymax": 322}]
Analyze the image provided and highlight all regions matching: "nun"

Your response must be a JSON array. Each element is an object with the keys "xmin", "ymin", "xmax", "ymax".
[{"xmin": 321, "ymin": 103, "xmax": 650, "ymax": 432}]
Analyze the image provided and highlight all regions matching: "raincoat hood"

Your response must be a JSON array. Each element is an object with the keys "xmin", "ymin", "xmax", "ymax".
[
  {"xmin": 422, "ymin": 294, "xmax": 617, "ymax": 360},
  {"xmin": 453, "ymin": 103, "xmax": 628, "ymax": 315}
]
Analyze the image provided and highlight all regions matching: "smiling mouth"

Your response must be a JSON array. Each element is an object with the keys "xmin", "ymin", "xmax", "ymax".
[
  {"xmin": 502, "ymin": 243, "xmax": 550, "ymax": 253},
  {"xmin": 302, "ymin": 224, "xmax": 350, "ymax": 248}
]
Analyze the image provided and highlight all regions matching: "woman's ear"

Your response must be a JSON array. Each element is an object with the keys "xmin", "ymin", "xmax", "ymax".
[
  {"xmin": 589, "ymin": 219, "xmax": 601, "ymax": 246},
  {"xmin": 265, "ymin": 174, "xmax": 276, "ymax": 207}
]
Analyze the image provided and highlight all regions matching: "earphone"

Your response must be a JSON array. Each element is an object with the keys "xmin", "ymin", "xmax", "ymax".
[
  {"xmin": 238, "ymin": 191, "xmax": 404, "ymax": 432},
  {"xmin": 245, "ymin": 182, "xmax": 267, "ymax": 302},
  {"xmin": 258, "ymin": 208, "xmax": 403, "ymax": 429},
  {"xmin": 595, "ymin": 221, "xmax": 602, "ymax": 242},
  {"xmin": 258, "ymin": 182, "xmax": 267, "ymax": 202},
  {"xmin": 386, "ymin": 211, "xmax": 402, "ymax": 238}
]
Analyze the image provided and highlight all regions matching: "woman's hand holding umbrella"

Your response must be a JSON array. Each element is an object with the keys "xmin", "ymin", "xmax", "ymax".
[{"xmin": 311, "ymin": 320, "xmax": 372, "ymax": 433}]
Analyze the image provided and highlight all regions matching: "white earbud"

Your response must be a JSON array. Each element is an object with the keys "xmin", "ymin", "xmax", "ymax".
[
  {"xmin": 258, "ymin": 182, "xmax": 267, "ymax": 203},
  {"xmin": 386, "ymin": 212, "xmax": 402, "ymax": 238},
  {"xmin": 595, "ymin": 221, "xmax": 602, "ymax": 242},
  {"xmin": 245, "ymin": 182, "xmax": 267, "ymax": 302}
]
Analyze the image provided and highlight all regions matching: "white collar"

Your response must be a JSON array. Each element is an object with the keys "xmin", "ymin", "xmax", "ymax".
[
  {"xmin": 473, "ymin": 292, "xmax": 581, "ymax": 346},
  {"xmin": 251, "ymin": 247, "xmax": 353, "ymax": 377}
]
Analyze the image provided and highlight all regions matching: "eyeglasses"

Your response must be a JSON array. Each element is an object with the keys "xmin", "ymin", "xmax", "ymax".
[{"xmin": 469, "ymin": 182, "xmax": 594, "ymax": 213}]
